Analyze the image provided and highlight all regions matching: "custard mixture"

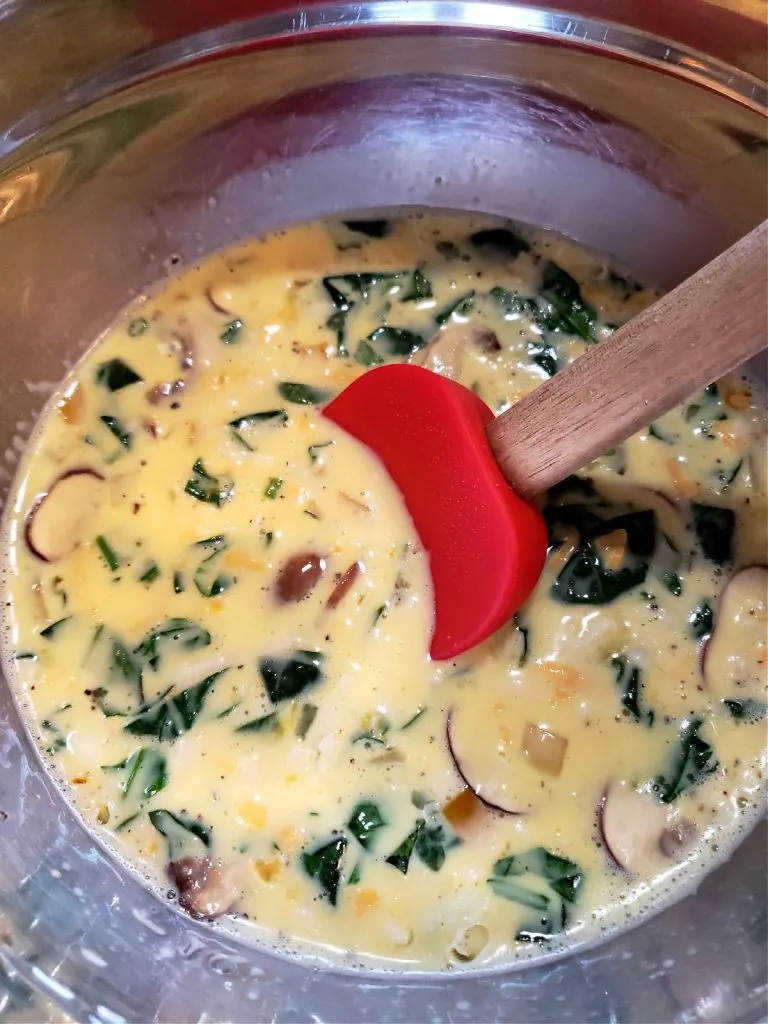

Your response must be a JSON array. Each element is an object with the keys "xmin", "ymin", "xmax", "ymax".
[{"xmin": 2, "ymin": 214, "xmax": 766, "ymax": 970}]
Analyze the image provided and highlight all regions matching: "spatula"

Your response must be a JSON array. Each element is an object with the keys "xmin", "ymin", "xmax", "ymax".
[{"xmin": 323, "ymin": 220, "xmax": 768, "ymax": 660}]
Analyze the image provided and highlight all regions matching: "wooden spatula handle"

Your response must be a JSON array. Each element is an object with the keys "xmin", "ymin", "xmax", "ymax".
[{"xmin": 487, "ymin": 219, "xmax": 768, "ymax": 499}]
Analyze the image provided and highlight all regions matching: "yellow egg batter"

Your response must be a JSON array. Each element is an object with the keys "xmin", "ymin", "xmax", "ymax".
[{"xmin": 2, "ymin": 213, "xmax": 766, "ymax": 971}]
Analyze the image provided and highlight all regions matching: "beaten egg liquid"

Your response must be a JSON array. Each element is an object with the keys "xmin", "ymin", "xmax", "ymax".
[{"xmin": 2, "ymin": 214, "xmax": 766, "ymax": 970}]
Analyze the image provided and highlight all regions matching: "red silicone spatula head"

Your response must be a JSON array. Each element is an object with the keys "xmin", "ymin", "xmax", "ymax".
[{"xmin": 323, "ymin": 364, "xmax": 547, "ymax": 660}]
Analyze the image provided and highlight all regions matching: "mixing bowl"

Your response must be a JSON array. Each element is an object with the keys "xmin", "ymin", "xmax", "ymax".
[{"xmin": 0, "ymin": 2, "xmax": 765, "ymax": 1020}]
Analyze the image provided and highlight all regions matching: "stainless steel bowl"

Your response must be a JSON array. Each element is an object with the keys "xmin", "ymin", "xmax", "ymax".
[{"xmin": 0, "ymin": 3, "xmax": 765, "ymax": 1021}]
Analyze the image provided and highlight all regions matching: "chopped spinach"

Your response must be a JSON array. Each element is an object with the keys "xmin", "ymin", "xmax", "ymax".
[
  {"xmin": 434, "ymin": 291, "xmax": 475, "ymax": 326},
  {"xmin": 220, "ymin": 319, "xmax": 243, "ymax": 344},
  {"xmin": 193, "ymin": 537, "xmax": 233, "ymax": 598},
  {"xmin": 468, "ymin": 227, "xmax": 529, "ymax": 259},
  {"xmin": 127, "ymin": 317, "xmax": 149, "ymax": 337},
  {"xmin": 353, "ymin": 340, "xmax": 384, "ymax": 367},
  {"xmin": 41, "ymin": 718, "xmax": 67, "ymax": 755},
  {"xmin": 278, "ymin": 382, "xmax": 331, "ymax": 406},
  {"xmin": 648, "ymin": 423, "xmax": 676, "ymax": 444},
  {"xmin": 488, "ymin": 847, "xmax": 583, "ymax": 942},
  {"xmin": 185, "ymin": 459, "xmax": 234, "ymax": 506},
  {"xmin": 295, "ymin": 702, "xmax": 318, "ymax": 740},
  {"xmin": 229, "ymin": 410, "xmax": 287, "ymax": 450},
  {"xmin": 351, "ymin": 715, "xmax": 390, "ymax": 747},
  {"xmin": 610, "ymin": 654, "xmax": 654, "ymax": 726},
  {"xmin": 539, "ymin": 261, "xmax": 596, "ymax": 341},
  {"xmin": 259, "ymin": 650, "xmax": 324, "ymax": 704},
  {"xmin": 689, "ymin": 600, "xmax": 714, "ymax": 642},
  {"xmin": 385, "ymin": 823, "xmax": 422, "ymax": 874},
  {"xmin": 96, "ymin": 358, "xmax": 143, "ymax": 391},
  {"xmin": 722, "ymin": 698, "xmax": 768, "ymax": 724},
  {"xmin": 684, "ymin": 384, "xmax": 727, "ymax": 439},
  {"xmin": 652, "ymin": 717, "xmax": 718, "ymax": 803},
  {"xmin": 347, "ymin": 863, "xmax": 362, "ymax": 886},
  {"xmin": 236, "ymin": 711, "xmax": 281, "ymax": 734},
  {"xmin": 365, "ymin": 325, "xmax": 425, "ymax": 357},
  {"xmin": 342, "ymin": 219, "xmax": 391, "ymax": 238},
  {"xmin": 148, "ymin": 808, "xmax": 211, "ymax": 858},
  {"xmin": 527, "ymin": 341, "xmax": 558, "ymax": 377},
  {"xmin": 102, "ymin": 747, "xmax": 168, "ymax": 802},
  {"xmin": 264, "ymin": 476, "xmax": 283, "ymax": 499},
  {"xmin": 301, "ymin": 835, "xmax": 347, "ymax": 906},
  {"xmin": 96, "ymin": 535, "xmax": 121, "ymax": 572},
  {"xmin": 401, "ymin": 707, "xmax": 426, "ymax": 730},
  {"xmin": 124, "ymin": 670, "xmax": 225, "ymax": 741},
  {"xmin": 400, "ymin": 268, "xmax": 433, "ymax": 302},
  {"xmin": 347, "ymin": 801, "xmax": 387, "ymax": 849},
  {"xmin": 308, "ymin": 440, "xmax": 334, "ymax": 464},
  {"xmin": 691, "ymin": 504, "xmax": 735, "ymax": 564},
  {"xmin": 661, "ymin": 570, "xmax": 683, "ymax": 596},
  {"xmin": 714, "ymin": 459, "xmax": 744, "ymax": 492},
  {"xmin": 173, "ymin": 571, "xmax": 185, "ymax": 594},
  {"xmin": 546, "ymin": 507, "xmax": 656, "ymax": 605},
  {"xmin": 489, "ymin": 286, "xmax": 523, "ymax": 319},
  {"xmin": 135, "ymin": 618, "xmax": 211, "ymax": 670},
  {"xmin": 40, "ymin": 616, "xmax": 72, "ymax": 640},
  {"xmin": 100, "ymin": 415, "xmax": 132, "ymax": 450}
]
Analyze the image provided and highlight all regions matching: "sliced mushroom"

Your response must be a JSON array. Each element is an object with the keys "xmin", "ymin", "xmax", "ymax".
[
  {"xmin": 703, "ymin": 566, "xmax": 768, "ymax": 700},
  {"xmin": 414, "ymin": 323, "xmax": 500, "ymax": 379},
  {"xmin": 167, "ymin": 856, "xmax": 239, "ymax": 920},
  {"xmin": 25, "ymin": 469, "xmax": 105, "ymax": 563},
  {"xmin": 274, "ymin": 551, "xmax": 326, "ymax": 603},
  {"xmin": 327, "ymin": 561, "xmax": 362, "ymax": 609},
  {"xmin": 599, "ymin": 780, "xmax": 674, "ymax": 873},
  {"xmin": 447, "ymin": 692, "xmax": 555, "ymax": 814}
]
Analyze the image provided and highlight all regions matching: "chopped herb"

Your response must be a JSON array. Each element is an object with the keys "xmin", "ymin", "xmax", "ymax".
[
  {"xmin": 40, "ymin": 616, "xmax": 72, "ymax": 640},
  {"xmin": 185, "ymin": 459, "xmax": 234, "ymax": 506},
  {"xmin": 278, "ymin": 382, "xmax": 331, "ymax": 405},
  {"xmin": 193, "ymin": 538, "xmax": 233, "ymax": 598},
  {"xmin": 342, "ymin": 219, "xmax": 391, "ymax": 238},
  {"xmin": 689, "ymin": 600, "xmax": 714, "ymax": 642},
  {"xmin": 95, "ymin": 358, "xmax": 143, "ymax": 391},
  {"xmin": 385, "ymin": 822, "xmax": 422, "ymax": 874},
  {"xmin": 540, "ymin": 261, "xmax": 596, "ymax": 341},
  {"xmin": 301, "ymin": 835, "xmax": 347, "ymax": 905},
  {"xmin": 401, "ymin": 707, "xmax": 426, "ymax": 730},
  {"xmin": 295, "ymin": 702, "xmax": 318, "ymax": 740},
  {"xmin": 96, "ymin": 535, "xmax": 121, "ymax": 572},
  {"xmin": 366, "ymin": 325, "xmax": 425, "ymax": 357},
  {"xmin": 220, "ymin": 319, "xmax": 243, "ymax": 344},
  {"xmin": 489, "ymin": 285, "xmax": 523, "ymax": 318},
  {"xmin": 173, "ymin": 571, "xmax": 185, "ymax": 594},
  {"xmin": 545, "ymin": 506, "xmax": 656, "ymax": 605},
  {"xmin": 264, "ymin": 476, "xmax": 283, "ymax": 499},
  {"xmin": 648, "ymin": 423, "xmax": 676, "ymax": 444},
  {"xmin": 722, "ymin": 698, "xmax": 768, "ymax": 723},
  {"xmin": 610, "ymin": 654, "xmax": 654, "ymax": 726},
  {"xmin": 102, "ymin": 747, "xmax": 168, "ymax": 802},
  {"xmin": 691, "ymin": 504, "xmax": 735, "ymax": 564},
  {"xmin": 135, "ymin": 618, "xmax": 211, "ymax": 671},
  {"xmin": 661, "ymin": 570, "xmax": 683, "ymax": 596},
  {"xmin": 308, "ymin": 440, "xmax": 334, "ymax": 464},
  {"xmin": 127, "ymin": 317, "xmax": 149, "ymax": 337},
  {"xmin": 139, "ymin": 562, "xmax": 160, "ymax": 584},
  {"xmin": 236, "ymin": 711, "xmax": 281, "ymax": 734},
  {"xmin": 354, "ymin": 340, "xmax": 385, "ymax": 367},
  {"xmin": 259, "ymin": 651, "xmax": 324, "ymax": 704},
  {"xmin": 527, "ymin": 341, "xmax": 558, "ymax": 377},
  {"xmin": 100, "ymin": 415, "xmax": 132, "ymax": 449},
  {"xmin": 124, "ymin": 670, "xmax": 225, "ymax": 741},
  {"xmin": 468, "ymin": 227, "xmax": 530, "ymax": 258},
  {"xmin": 228, "ymin": 409, "xmax": 287, "ymax": 450},
  {"xmin": 148, "ymin": 808, "xmax": 211, "ymax": 858},
  {"xmin": 347, "ymin": 801, "xmax": 387, "ymax": 849},
  {"xmin": 652, "ymin": 716, "xmax": 718, "ymax": 802},
  {"xmin": 400, "ymin": 268, "xmax": 433, "ymax": 302},
  {"xmin": 434, "ymin": 291, "xmax": 475, "ymax": 326}
]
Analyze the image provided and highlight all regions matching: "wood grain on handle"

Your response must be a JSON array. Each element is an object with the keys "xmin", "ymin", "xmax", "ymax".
[{"xmin": 488, "ymin": 219, "xmax": 768, "ymax": 499}]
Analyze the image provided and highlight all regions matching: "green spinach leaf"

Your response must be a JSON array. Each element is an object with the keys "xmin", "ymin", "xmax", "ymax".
[
  {"xmin": 540, "ymin": 261, "xmax": 596, "ymax": 341},
  {"xmin": 220, "ymin": 319, "xmax": 243, "ymax": 344},
  {"xmin": 301, "ymin": 835, "xmax": 347, "ymax": 905},
  {"xmin": 96, "ymin": 358, "xmax": 143, "ymax": 391},
  {"xmin": 691, "ymin": 504, "xmax": 735, "ymax": 564},
  {"xmin": 468, "ymin": 227, "xmax": 529, "ymax": 259},
  {"xmin": 148, "ymin": 808, "xmax": 211, "ymax": 859},
  {"xmin": 527, "ymin": 341, "xmax": 558, "ymax": 377},
  {"xmin": 347, "ymin": 801, "xmax": 387, "ymax": 849},
  {"xmin": 689, "ymin": 600, "xmax": 714, "ymax": 642},
  {"xmin": 229, "ymin": 410, "xmax": 287, "ymax": 450},
  {"xmin": 135, "ymin": 618, "xmax": 211, "ymax": 670},
  {"xmin": 124, "ymin": 670, "xmax": 225, "ymax": 741},
  {"xmin": 185, "ymin": 459, "xmax": 234, "ymax": 506},
  {"xmin": 385, "ymin": 822, "xmax": 422, "ymax": 874},
  {"xmin": 193, "ymin": 536, "xmax": 233, "ymax": 598},
  {"xmin": 342, "ymin": 219, "xmax": 391, "ymax": 238},
  {"xmin": 100, "ymin": 415, "xmax": 132, "ymax": 449},
  {"xmin": 102, "ymin": 747, "xmax": 168, "ymax": 802},
  {"xmin": 722, "ymin": 698, "xmax": 768, "ymax": 723},
  {"xmin": 610, "ymin": 654, "xmax": 654, "ymax": 726},
  {"xmin": 259, "ymin": 650, "xmax": 324, "ymax": 704},
  {"xmin": 40, "ymin": 616, "xmax": 72, "ymax": 640},
  {"xmin": 365, "ymin": 325, "xmax": 425, "ymax": 357},
  {"xmin": 278, "ymin": 382, "xmax": 331, "ymax": 406},
  {"xmin": 652, "ymin": 717, "xmax": 718, "ymax": 803},
  {"xmin": 400, "ymin": 268, "xmax": 433, "ymax": 302},
  {"xmin": 434, "ymin": 291, "xmax": 475, "ymax": 326}
]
